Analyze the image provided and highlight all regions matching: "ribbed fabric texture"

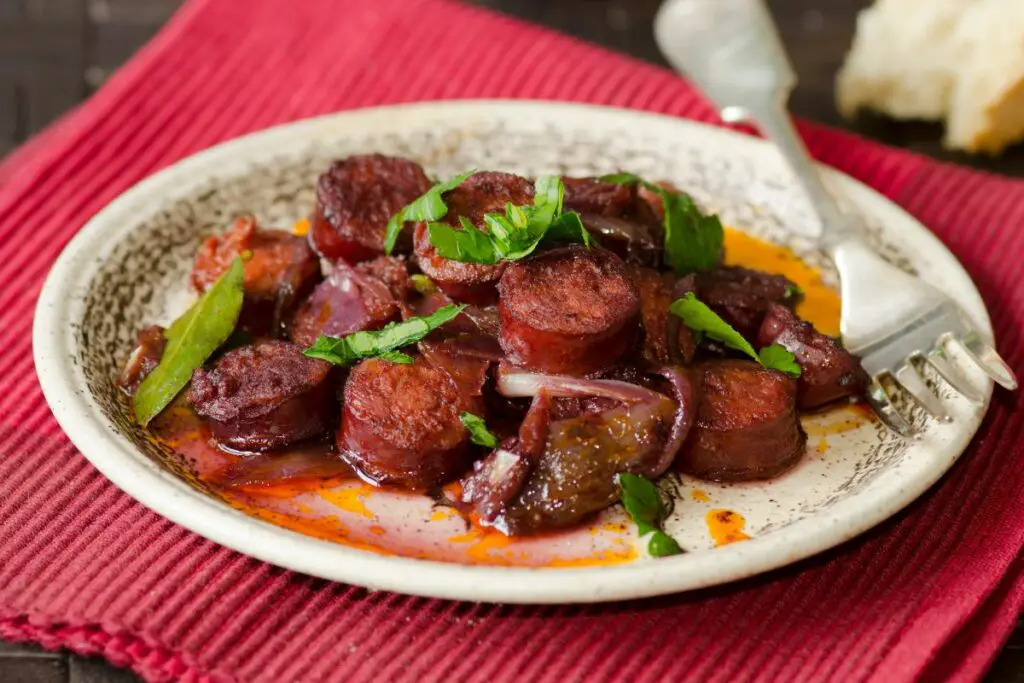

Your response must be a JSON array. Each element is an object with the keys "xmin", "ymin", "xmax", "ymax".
[{"xmin": 1, "ymin": 1, "xmax": 1022, "ymax": 681}]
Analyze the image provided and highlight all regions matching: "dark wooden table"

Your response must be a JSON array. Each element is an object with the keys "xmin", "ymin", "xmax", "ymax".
[{"xmin": 1, "ymin": 1, "xmax": 1021, "ymax": 681}]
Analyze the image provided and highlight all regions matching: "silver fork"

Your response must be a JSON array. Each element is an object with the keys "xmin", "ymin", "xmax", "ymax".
[{"xmin": 654, "ymin": 0, "xmax": 1017, "ymax": 436}]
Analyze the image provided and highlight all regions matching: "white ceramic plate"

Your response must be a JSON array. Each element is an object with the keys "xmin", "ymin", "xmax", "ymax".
[{"xmin": 33, "ymin": 101, "xmax": 994, "ymax": 604}]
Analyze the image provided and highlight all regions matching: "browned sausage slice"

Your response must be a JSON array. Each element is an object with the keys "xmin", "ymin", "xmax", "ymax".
[
  {"xmin": 355, "ymin": 255, "xmax": 413, "ymax": 302},
  {"xmin": 117, "ymin": 325, "xmax": 166, "ymax": 395},
  {"xmin": 625, "ymin": 264, "xmax": 697, "ymax": 365},
  {"xmin": 339, "ymin": 357, "xmax": 472, "ymax": 490},
  {"xmin": 678, "ymin": 359, "xmax": 806, "ymax": 481},
  {"xmin": 287, "ymin": 261, "xmax": 399, "ymax": 348},
  {"xmin": 758, "ymin": 303, "xmax": 868, "ymax": 409},
  {"xmin": 694, "ymin": 266, "xmax": 800, "ymax": 340},
  {"xmin": 192, "ymin": 216, "xmax": 322, "ymax": 336},
  {"xmin": 563, "ymin": 177, "xmax": 662, "ymax": 266},
  {"xmin": 562, "ymin": 177, "xmax": 635, "ymax": 217},
  {"xmin": 189, "ymin": 340, "xmax": 334, "ymax": 453},
  {"xmin": 498, "ymin": 245, "xmax": 640, "ymax": 375},
  {"xmin": 413, "ymin": 171, "xmax": 533, "ymax": 305},
  {"xmin": 311, "ymin": 154, "xmax": 433, "ymax": 263}
]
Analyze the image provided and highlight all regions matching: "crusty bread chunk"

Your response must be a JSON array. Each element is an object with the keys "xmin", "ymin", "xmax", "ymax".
[{"xmin": 837, "ymin": 0, "xmax": 1024, "ymax": 154}]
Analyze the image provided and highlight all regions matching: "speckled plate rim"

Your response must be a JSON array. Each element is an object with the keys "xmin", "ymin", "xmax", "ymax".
[{"xmin": 33, "ymin": 100, "xmax": 993, "ymax": 604}]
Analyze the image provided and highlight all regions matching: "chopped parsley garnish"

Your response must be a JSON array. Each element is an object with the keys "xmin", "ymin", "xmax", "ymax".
[
  {"xmin": 783, "ymin": 283, "xmax": 804, "ymax": 300},
  {"xmin": 303, "ymin": 304, "xmax": 465, "ymax": 366},
  {"xmin": 459, "ymin": 412, "xmax": 500, "ymax": 448},
  {"xmin": 133, "ymin": 257, "xmax": 245, "ymax": 426},
  {"xmin": 427, "ymin": 175, "xmax": 591, "ymax": 264},
  {"xmin": 601, "ymin": 172, "xmax": 724, "ymax": 277},
  {"xmin": 383, "ymin": 171, "xmax": 476, "ymax": 255},
  {"xmin": 757, "ymin": 344, "xmax": 802, "ymax": 377},
  {"xmin": 617, "ymin": 473, "xmax": 683, "ymax": 558},
  {"xmin": 669, "ymin": 292, "xmax": 801, "ymax": 378},
  {"xmin": 377, "ymin": 350, "xmax": 415, "ymax": 365}
]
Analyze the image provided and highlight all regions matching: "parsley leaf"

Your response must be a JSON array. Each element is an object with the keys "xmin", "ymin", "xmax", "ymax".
[
  {"xmin": 428, "ymin": 219, "xmax": 503, "ymax": 263},
  {"xmin": 617, "ymin": 473, "xmax": 683, "ymax": 558},
  {"xmin": 378, "ymin": 350, "xmax": 415, "ymax": 365},
  {"xmin": 384, "ymin": 171, "xmax": 475, "ymax": 255},
  {"xmin": 459, "ymin": 412, "xmax": 500, "ymax": 448},
  {"xmin": 600, "ymin": 172, "xmax": 724, "ymax": 276},
  {"xmin": 669, "ymin": 292, "xmax": 802, "ymax": 377},
  {"xmin": 648, "ymin": 530, "xmax": 684, "ymax": 557},
  {"xmin": 758, "ymin": 344, "xmax": 802, "ymax": 378},
  {"xmin": 783, "ymin": 283, "xmax": 804, "ymax": 300},
  {"xmin": 669, "ymin": 291, "xmax": 759, "ymax": 358},
  {"xmin": 303, "ymin": 304, "xmax": 465, "ymax": 366},
  {"xmin": 134, "ymin": 257, "xmax": 245, "ymax": 426},
  {"xmin": 427, "ymin": 175, "xmax": 591, "ymax": 265}
]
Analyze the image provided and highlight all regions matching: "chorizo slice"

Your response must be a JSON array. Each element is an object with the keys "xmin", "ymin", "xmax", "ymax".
[
  {"xmin": 287, "ymin": 260, "xmax": 399, "ymax": 348},
  {"xmin": 117, "ymin": 325, "xmax": 166, "ymax": 395},
  {"xmin": 758, "ymin": 303, "xmax": 868, "ymax": 409},
  {"xmin": 694, "ymin": 266, "xmax": 800, "ymax": 340},
  {"xmin": 678, "ymin": 359, "xmax": 806, "ymax": 481},
  {"xmin": 192, "ymin": 216, "xmax": 322, "ymax": 336},
  {"xmin": 498, "ymin": 245, "xmax": 640, "ymax": 375},
  {"xmin": 339, "ymin": 357, "xmax": 472, "ymax": 490},
  {"xmin": 625, "ymin": 264, "xmax": 697, "ymax": 365},
  {"xmin": 189, "ymin": 340, "xmax": 334, "ymax": 453},
  {"xmin": 562, "ymin": 177, "xmax": 636, "ymax": 217},
  {"xmin": 310, "ymin": 154, "xmax": 433, "ymax": 263},
  {"xmin": 355, "ymin": 255, "xmax": 413, "ymax": 303},
  {"xmin": 413, "ymin": 171, "xmax": 533, "ymax": 305},
  {"xmin": 563, "ymin": 177, "xmax": 662, "ymax": 266}
]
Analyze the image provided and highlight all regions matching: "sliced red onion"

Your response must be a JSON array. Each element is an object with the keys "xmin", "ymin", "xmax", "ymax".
[
  {"xmin": 649, "ymin": 365, "xmax": 698, "ymax": 475},
  {"xmin": 496, "ymin": 364, "xmax": 663, "ymax": 403}
]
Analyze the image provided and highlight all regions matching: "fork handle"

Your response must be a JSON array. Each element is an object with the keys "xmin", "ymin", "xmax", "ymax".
[{"xmin": 654, "ymin": 0, "xmax": 860, "ymax": 248}]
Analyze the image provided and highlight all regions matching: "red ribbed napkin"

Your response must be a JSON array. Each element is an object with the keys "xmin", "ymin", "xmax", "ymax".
[{"xmin": 2, "ymin": 1, "xmax": 1023, "ymax": 681}]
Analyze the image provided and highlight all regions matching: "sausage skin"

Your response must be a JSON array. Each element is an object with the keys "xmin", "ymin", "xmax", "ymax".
[
  {"xmin": 413, "ymin": 171, "xmax": 533, "ymax": 305},
  {"xmin": 758, "ymin": 303, "xmax": 868, "ymax": 409},
  {"xmin": 192, "ymin": 216, "xmax": 322, "ymax": 336},
  {"xmin": 340, "ymin": 357, "xmax": 473, "ymax": 489},
  {"xmin": 678, "ymin": 359, "xmax": 806, "ymax": 481},
  {"xmin": 311, "ymin": 154, "xmax": 433, "ymax": 263},
  {"xmin": 189, "ymin": 340, "xmax": 334, "ymax": 452},
  {"xmin": 498, "ymin": 245, "xmax": 640, "ymax": 375}
]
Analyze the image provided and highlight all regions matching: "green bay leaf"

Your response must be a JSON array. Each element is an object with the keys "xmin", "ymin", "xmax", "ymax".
[{"xmin": 133, "ymin": 257, "xmax": 245, "ymax": 426}]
